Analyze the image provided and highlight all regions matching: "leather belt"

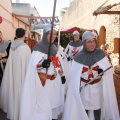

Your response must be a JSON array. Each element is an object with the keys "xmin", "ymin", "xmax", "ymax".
[
  {"xmin": 81, "ymin": 77, "xmax": 101, "ymax": 85},
  {"xmin": 38, "ymin": 72, "xmax": 56, "ymax": 86},
  {"xmin": 46, "ymin": 74, "xmax": 56, "ymax": 80},
  {"xmin": 38, "ymin": 72, "xmax": 56, "ymax": 81}
]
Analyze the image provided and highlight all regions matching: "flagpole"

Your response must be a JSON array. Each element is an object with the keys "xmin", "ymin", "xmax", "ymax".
[{"xmin": 47, "ymin": 0, "xmax": 57, "ymax": 59}]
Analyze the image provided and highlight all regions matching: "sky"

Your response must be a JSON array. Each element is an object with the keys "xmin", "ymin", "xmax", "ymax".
[{"xmin": 12, "ymin": 0, "xmax": 70, "ymax": 17}]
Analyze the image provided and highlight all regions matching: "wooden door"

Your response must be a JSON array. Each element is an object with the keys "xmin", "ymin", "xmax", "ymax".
[
  {"xmin": 113, "ymin": 70, "xmax": 120, "ymax": 113},
  {"xmin": 98, "ymin": 26, "xmax": 106, "ymax": 48},
  {"xmin": 113, "ymin": 38, "xmax": 120, "ymax": 64}
]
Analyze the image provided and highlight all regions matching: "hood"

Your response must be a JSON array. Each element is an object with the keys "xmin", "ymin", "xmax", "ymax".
[
  {"xmin": 33, "ymin": 31, "xmax": 57, "ymax": 56},
  {"xmin": 11, "ymin": 40, "xmax": 25, "ymax": 50},
  {"xmin": 69, "ymin": 39, "xmax": 83, "ymax": 47},
  {"xmin": 74, "ymin": 48, "xmax": 106, "ymax": 66}
]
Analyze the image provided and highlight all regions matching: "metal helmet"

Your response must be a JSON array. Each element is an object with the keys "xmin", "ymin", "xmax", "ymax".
[
  {"xmin": 72, "ymin": 30, "xmax": 79, "ymax": 36},
  {"xmin": 82, "ymin": 31, "xmax": 95, "ymax": 42}
]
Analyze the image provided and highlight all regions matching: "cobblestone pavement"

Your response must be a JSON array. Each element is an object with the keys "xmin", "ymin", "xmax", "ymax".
[{"xmin": 0, "ymin": 109, "xmax": 9, "ymax": 120}]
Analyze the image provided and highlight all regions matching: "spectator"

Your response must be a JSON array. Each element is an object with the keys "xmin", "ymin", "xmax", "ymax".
[
  {"xmin": 38, "ymin": 34, "xmax": 41, "ymax": 42},
  {"xmin": 0, "ymin": 31, "xmax": 11, "ymax": 85}
]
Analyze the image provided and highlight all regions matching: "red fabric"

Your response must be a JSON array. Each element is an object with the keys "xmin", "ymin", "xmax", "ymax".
[
  {"xmin": 36, "ymin": 64, "xmax": 41, "ymax": 68},
  {"xmin": 60, "ymin": 27, "xmax": 80, "ymax": 33},
  {"xmin": 82, "ymin": 65, "xmax": 99, "ymax": 78},
  {"xmin": 49, "ymin": 56, "xmax": 60, "ymax": 68},
  {"xmin": 82, "ymin": 67, "xmax": 88, "ymax": 73},
  {"xmin": 92, "ymin": 65, "xmax": 99, "ymax": 70}
]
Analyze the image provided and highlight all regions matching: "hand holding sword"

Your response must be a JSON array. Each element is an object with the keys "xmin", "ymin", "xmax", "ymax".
[{"xmin": 39, "ymin": 0, "xmax": 57, "ymax": 86}]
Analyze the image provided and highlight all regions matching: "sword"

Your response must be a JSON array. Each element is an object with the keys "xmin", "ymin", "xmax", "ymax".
[
  {"xmin": 45, "ymin": 0, "xmax": 57, "ymax": 82},
  {"xmin": 47, "ymin": 0, "xmax": 57, "ymax": 60},
  {"xmin": 80, "ymin": 66, "xmax": 112, "ymax": 92}
]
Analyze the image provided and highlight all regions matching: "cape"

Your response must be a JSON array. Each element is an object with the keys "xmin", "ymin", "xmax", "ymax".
[
  {"xmin": 62, "ymin": 56, "xmax": 119, "ymax": 120},
  {"xmin": 0, "ymin": 43, "xmax": 31, "ymax": 120},
  {"xmin": 63, "ymin": 44, "xmax": 83, "ymax": 90},
  {"xmin": 20, "ymin": 50, "xmax": 65, "ymax": 120}
]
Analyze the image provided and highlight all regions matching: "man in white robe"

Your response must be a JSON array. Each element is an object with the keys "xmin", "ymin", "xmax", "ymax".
[
  {"xmin": 0, "ymin": 28, "xmax": 31, "ymax": 120},
  {"xmin": 62, "ymin": 31, "xmax": 119, "ymax": 120},
  {"xmin": 20, "ymin": 26, "xmax": 65, "ymax": 120},
  {"xmin": 63, "ymin": 31, "xmax": 83, "ymax": 89}
]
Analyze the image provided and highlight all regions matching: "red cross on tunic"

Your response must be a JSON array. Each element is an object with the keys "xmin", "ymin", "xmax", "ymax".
[
  {"xmin": 49, "ymin": 56, "xmax": 60, "ymax": 68},
  {"xmin": 71, "ymin": 48, "xmax": 78, "ymax": 55},
  {"xmin": 82, "ymin": 65, "xmax": 99, "ymax": 78}
]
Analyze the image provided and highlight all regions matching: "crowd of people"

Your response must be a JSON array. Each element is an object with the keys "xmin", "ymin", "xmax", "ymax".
[{"xmin": 0, "ymin": 26, "xmax": 119, "ymax": 120}]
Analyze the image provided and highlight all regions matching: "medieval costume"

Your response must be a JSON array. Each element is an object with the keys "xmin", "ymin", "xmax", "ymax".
[
  {"xmin": 20, "ymin": 29, "xmax": 65, "ymax": 120},
  {"xmin": 63, "ymin": 31, "xmax": 83, "ymax": 91},
  {"xmin": 0, "ymin": 39, "xmax": 31, "ymax": 120},
  {"xmin": 62, "ymin": 31, "xmax": 119, "ymax": 120},
  {"xmin": 0, "ymin": 40, "xmax": 11, "ymax": 85}
]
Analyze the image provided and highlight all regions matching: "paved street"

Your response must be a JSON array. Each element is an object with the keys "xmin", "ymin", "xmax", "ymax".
[
  {"xmin": 0, "ymin": 108, "xmax": 62, "ymax": 120},
  {"xmin": 0, "ymin": 109, "xmax": 9, "ymax": 120},
  {"xmin": 0, "ymin": 109, "xmax": 100, "ymax": 120}
]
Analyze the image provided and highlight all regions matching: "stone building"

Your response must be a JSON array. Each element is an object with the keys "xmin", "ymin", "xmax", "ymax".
[
  {"xmin": 60, "ymin": 0, "xmax": 120, "ymax": 66},
  {"xmin": 0, "ymin": 0, "xmax": 30, "ymax": 40},
  {"xmin": 60, "ymin": 0, "xmax": 120, "ymax": 46}
]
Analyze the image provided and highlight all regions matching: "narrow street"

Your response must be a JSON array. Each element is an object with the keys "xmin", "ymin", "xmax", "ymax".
[{"xmin": 0, "ymin": 108, "xmax": 62, "ymax": 120}]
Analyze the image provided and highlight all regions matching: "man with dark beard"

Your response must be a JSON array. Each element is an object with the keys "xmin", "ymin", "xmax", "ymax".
[
  {"xmin": 0, "ymin": 31, "xmax": 11, "ymax": 85},
  {"xmin": 63, "ymin": 31, "xmax": 119, "ymax": 120}
]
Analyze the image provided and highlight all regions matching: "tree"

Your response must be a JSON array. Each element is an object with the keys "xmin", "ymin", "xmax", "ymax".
[{"xmin": 60, "ymin": 7, "xmax": 68, "ymax": 17}]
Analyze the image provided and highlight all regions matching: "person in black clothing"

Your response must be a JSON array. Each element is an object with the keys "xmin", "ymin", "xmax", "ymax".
[{"xmin": 0, "ymin": 31, "xmax": 11, "ymax": 85}]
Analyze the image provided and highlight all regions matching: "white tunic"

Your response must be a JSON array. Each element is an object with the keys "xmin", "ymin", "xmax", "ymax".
[
  {"xmin": 0, "ymin": 44, "xmax": 31, "ymax": 120},
  {"xmin": 65, "ymin": 44, "xmax": 83, "ymax": 59},
  {"xmin": 20, "ymin": 51, "xmax": 65, "ymax": 120},
  {"xmin": 62, "ymin": 56, "xmax": 119, "ymax": 120},
  {"xmin": 63, "ymin": 44, "xmax": 83, "ymax": 90},
  {"xmin": 80, "ymin": 63, "xmax": 103, "ymax": 110}
]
